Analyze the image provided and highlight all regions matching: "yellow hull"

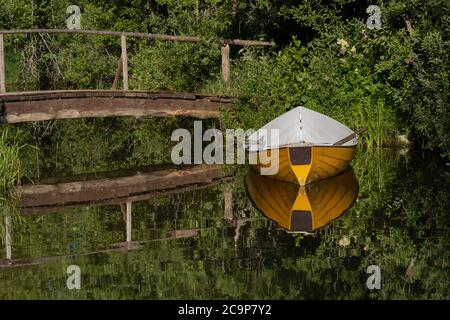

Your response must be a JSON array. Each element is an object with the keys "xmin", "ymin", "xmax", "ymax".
[
  {"xmin": 244, "ymin": 168, "xmax": 358, "ymax": 233},
  {"xmin": 250, "ymin": 145, "xmax": 356, "ymax": 185}
]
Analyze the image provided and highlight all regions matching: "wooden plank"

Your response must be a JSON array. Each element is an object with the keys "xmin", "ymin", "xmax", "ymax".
[
  {"xmin": 3, "ymin": 98, "xmax": 221, "ymax": 122},
  {"xmin": 0, "ymin": 90, "xmax": 231, "ymax": 101},
  {"xmin": 333, "ymin": 126, "xmax": 368, "ymax": 146},
  {"xmin": 0, "ymin": 90, "xmax": 233, "ymax": 123},
  {"xmin": 120, "ymin": 34, "xmax": 128, "ymax": 90},
  {"xmin": 0, "ymin": 29, "xmax": 275, "ymax": 47},
  {"xmin": 0, "ymin": 34, "xmax": 5, "ymax": 93},
  {"xmin": 221, "ymin": 43, "xmax": 231, "ymax": 84},
  {"xmin": 0, "ymin": 29, "xmax": 201, "ymax": 42},
  {"xmin": 225, "ymin": 39, "xmax": 275, "ymax": 47}
]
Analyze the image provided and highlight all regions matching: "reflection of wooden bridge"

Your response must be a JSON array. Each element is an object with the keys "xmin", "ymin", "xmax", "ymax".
[
  {"xmin": 0, "ymin": 229, "xmax": 204, "ymax": 268},
  {"xmin": 0, "ymin": 29, "xmax": 274, "ymax": 123},
  {"xmin": 1, "ymin": 164, "xmax": 246, "ymax": 267},
  {"xmin": 18, "ymin": 164, "xmax": 233, "ymax": 214}
]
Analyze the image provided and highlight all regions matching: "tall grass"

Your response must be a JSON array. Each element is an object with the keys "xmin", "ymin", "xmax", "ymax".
[
  {"xmin": 351, "ymin": 147, "xmax": 401, "ymax": 198},
  {"xmin": 0, "ymin": 127, "xmax": 23, "ymax": 191},
  {"xmin": 0, "ymin": 127, "xmax": 23, "ymax": 245}
]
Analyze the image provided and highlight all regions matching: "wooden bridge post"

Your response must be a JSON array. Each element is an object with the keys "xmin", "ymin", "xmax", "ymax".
[
  {"xmin": 0, "ymin": 34, "xmax": 6, "ymax": 93},
  {"xmin": 120, "ymin": 34, "xmax": 129, "ymax": 90},
  {"xmin": 221, "ymin": 43, "xmax": 230, "ymax": 85}
]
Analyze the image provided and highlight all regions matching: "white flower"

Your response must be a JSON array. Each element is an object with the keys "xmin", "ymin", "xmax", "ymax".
[
  {"xmin": 338, "ymin": 236, "xmax": 351, "ymax": 247},
  {"xmin": 337, "ymin": 39, "xmax": 349, "ymax": 54},
  {"xmin": 337, "ymin": 39, "xmax": 349, "ymax": 47}
]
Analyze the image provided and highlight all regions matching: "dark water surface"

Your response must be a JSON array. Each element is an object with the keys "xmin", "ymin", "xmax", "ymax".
[{"xmin": 0, "ymin": 148, "xmax": 449, "ymax": 299}]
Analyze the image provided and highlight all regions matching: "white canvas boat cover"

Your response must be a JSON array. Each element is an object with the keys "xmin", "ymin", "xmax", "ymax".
[{"xmin": 246, "ymin": 106, "xmax": 358, "ymax": 152}]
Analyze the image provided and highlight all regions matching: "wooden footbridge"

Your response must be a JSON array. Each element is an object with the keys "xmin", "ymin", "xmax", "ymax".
[{"xmin": 0, "ymin": 29, "xmax": 274, "ymax": 123}]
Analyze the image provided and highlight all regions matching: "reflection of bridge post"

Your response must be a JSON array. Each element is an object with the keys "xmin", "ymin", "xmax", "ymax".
[
  {"xmin": 4, "ymin": 216, "xmax": 11, "ymax": 260},
  {"xmin": 126, "ymin": 202, "xmax": 132, "ymax": 243},
  {"xmin": 0, "ymin": 34, "xmax": 5, "ymax": 93},
  {"xmin": 224, "ymin": 185, "xmax": 233, "ymax": 221},
  {"xmin": 221, "ymin": 43, "xmax": 230, "ymax": 85}
]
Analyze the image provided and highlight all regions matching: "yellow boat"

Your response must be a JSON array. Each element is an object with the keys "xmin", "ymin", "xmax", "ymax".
[
  {"xmin": 246, "ymin": 107, "xmax": 365, "ymax": 185},
  {"xmin": 244, "ymin": 168, "xmax": 358, "ymax": 233}
]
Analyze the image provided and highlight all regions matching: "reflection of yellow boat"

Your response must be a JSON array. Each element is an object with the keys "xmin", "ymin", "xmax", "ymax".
[
  {"xmin": 246, "ymin": 107, "xmax": 364, "ymax": 185},
  {"xmin": 244, "ymin": 168, "xmax": 358, "ymax": 233}
]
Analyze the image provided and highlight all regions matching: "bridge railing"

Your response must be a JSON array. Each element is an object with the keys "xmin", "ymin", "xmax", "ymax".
[{"xmin": 0, "ymin": 29, "xmax": 275, "ymax": 93}]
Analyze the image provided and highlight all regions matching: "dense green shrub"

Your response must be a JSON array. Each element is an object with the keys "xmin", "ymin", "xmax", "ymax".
[
  {"xmin": 130, "ymin": 40, "xmax": 220, "ymax": 92},
  {"xmin": 215, "ymin": 40, "xmax": 397, "ymax": 147},
  {"xmin": 282, "ymin": 0, "xmax": 449, "ymax": 155},
  {"xmin": 217, "ymin": 0, "xmax": 449, "ymax": 155}
]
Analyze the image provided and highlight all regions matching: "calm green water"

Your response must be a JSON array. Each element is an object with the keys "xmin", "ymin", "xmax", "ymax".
[{"xmin": 0, "ymin": 148, "xmax": 449, "ymax": 299}]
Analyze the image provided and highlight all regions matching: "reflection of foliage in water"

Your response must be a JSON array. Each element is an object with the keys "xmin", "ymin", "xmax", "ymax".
[
  {"xmin": 7, "ymin": 117, "xmax": 218, "ymax": 178},
  {"xmin": 289, "ymin": 149, "xmax": 449, "ymax": 299},
  {"xmin": 0, "ymin": 150, "xmax": 448, "ymax": 299},
  {"xmin": 0, "ymin": 127, "xmax": 24, "ymax": 190}
]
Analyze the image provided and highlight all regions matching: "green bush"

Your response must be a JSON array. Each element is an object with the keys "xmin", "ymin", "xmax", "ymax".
[
  {"xmin": 281, "ymin": 0, "xmax": 450, "ymax": 154},
  {"xmin": 130, "ymin": 40, "xmax": 220, "ymax": 92},
  {"xmin": 214, "ymin": 40, "xmax": 397, "ymax": 147},
  {"xmin": 217, "ymin": 0, "xmax": 448, "ymax": 155}
]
